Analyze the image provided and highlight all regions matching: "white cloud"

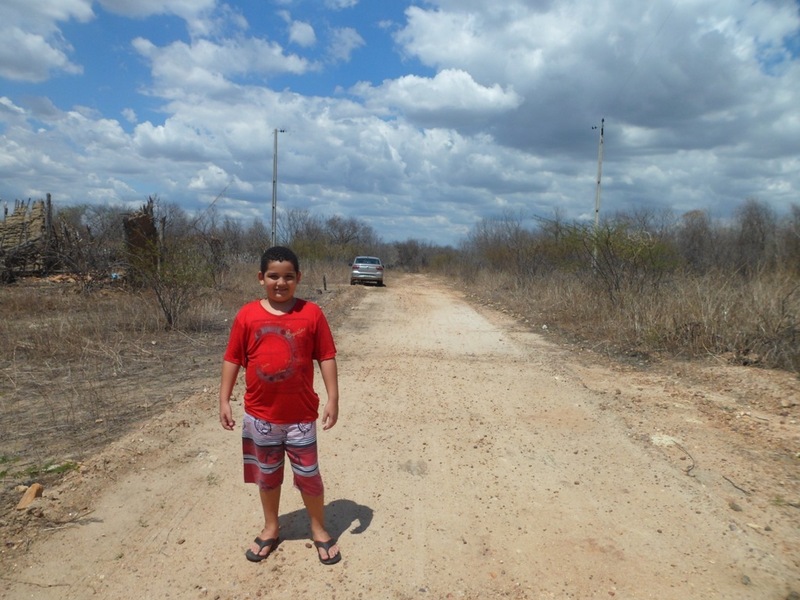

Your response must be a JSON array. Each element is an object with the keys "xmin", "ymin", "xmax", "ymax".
[
  {"xmin": 289, "ymin": 21, "xmax": 317, "ymax": 48},
  {"xmin": 324, "ymin": 0, "xmax": 359, "ymax": 9},
  {"xmin": 132, "ymin": 119, "xmax": 213, "ymax": 162},
  {"xmin": 0, "ymin": 29, "xmax": 80, "ymax": 82},
  {"xmin": 0, "ymin": 97, "xmax": 26, "ymax": 117},
  {"xmin": 353, "ymin": 69, "xmax": 522, "ymax": 127},
  {"xmin": 132, "ymin": 35, "xmax": 315, "ymax": 96},
  {"xmin": 328, "ymin": 27, "xmax": 364, "ymax": 63},
  {"xmin": 0, "ymin": 0, "xmax": 92, "ymax": 82},
  {"xmin": 83, "ymin": 176, "xmax": 138, "ymax": 203},
  {"xmin": 99, "ymin": 0, "xmax": 243, "ymax": 39},
  {"xmin": 1, "ymin": 0, "xmax": 94, "ymax": 24},
  {"xmin": 188, "ymin": 164, "xmax": 230, "ymax": 191},
  {"xmin": 98, "ymin": 0, "xmax": 216, "ymax": 19}
]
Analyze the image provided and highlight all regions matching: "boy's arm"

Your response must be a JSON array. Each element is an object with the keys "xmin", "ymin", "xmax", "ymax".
[
  {"xmin": 219, "ymin": 360, "xmax": 241, "ymax": 431},
  {"xmin": 318, "ymin": 358, "xmax": 339, "ymax": 431}
]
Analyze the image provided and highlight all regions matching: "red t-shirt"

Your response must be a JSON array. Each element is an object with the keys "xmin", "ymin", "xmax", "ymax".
[{"xmin": 223, "ymin": 298, "xmax": 337, "ymax": 423}]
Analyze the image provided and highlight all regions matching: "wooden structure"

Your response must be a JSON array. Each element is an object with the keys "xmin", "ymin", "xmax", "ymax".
[
  {"xmin": 0, "ymin": 194, "xmax": 55, "ymax": 282},
  {"xmin": 122, "ymin": 197, "xmax": 160, "ymax": 280}
]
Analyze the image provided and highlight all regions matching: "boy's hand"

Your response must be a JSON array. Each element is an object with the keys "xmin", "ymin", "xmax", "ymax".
[
  {"xmin": 321, "ymin": 400, "xmax": 338, "ymax": 430},
  {"xmin": 219, "ymin": 401, "xmax": 236, "ymax": 431},
  {"xmin": 219, "ymin": 361, "xmax": 240, "ymax": 431},
  {"xmin": 318, "ymin": 358, "xmax": 339, "ymax": 430}
]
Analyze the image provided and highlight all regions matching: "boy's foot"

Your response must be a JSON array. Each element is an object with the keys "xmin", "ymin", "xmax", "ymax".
[
  {"xmin": 313, "ymin": 538, "xmax": 342, "ymax": 565},
  {"xmin": 245, "ymin": 536, "xmax": 280, "ymax": 562}
]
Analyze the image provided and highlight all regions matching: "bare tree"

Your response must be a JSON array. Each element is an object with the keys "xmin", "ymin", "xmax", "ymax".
[
  {"xmin": 735, "ymin": 198, "xmax": 777, "ymax": 275},
  {"xmin": 777, "ymin": 204, "xmax": 800, "ymax": 273},
  {"xmin": 676, "ymin": 209, "xmax": 713, "ymax": 273}
]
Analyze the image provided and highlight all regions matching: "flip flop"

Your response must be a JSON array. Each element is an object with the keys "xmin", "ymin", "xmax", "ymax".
[
  {"xmin": 245, "ymin": 536, "xmax": 280, "ymax": 562},
  {"xmin": 313, "ymin": 539, "xmax": 342, "ymax": 565}
]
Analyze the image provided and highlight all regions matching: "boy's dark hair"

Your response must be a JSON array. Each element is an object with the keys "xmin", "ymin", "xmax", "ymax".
[{"xmin": 260, "ymin": 246, "xmax": 300, "ymax": 273}]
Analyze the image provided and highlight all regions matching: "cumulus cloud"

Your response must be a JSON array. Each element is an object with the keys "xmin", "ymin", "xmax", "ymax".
[
  {"xmin": 133, "ymin": 119, "xmax": 214, "ymax": 162},
  {"xmin": 328, "ymin": 27, "xmax": 365, "ymax": 63},
  {"xmin": 0, "ymin": 0, "xmax": 92, "ymax": 82},
  {"xmin": 0, "ymin": 29, "xmax": 82, "ymax": 82},
  {"xmin": 353, "ymin": 69, "xmax": 522, "ymax": 127},
  {"xmin": 188, "ymin": 164, "xmax": 230, "ymax": 190},
  {"xmin": 132, "ymin": 35, "xmax": 314, "ymax": 96},
  {"xmin": 289, "ymin": 21, "xmax": 317, "ymax": 48}
]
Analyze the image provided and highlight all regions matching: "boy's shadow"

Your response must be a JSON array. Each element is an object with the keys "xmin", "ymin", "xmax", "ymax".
[{"xmin": 278, "ymin": 498, "xmax": 373, "ymax": 541}]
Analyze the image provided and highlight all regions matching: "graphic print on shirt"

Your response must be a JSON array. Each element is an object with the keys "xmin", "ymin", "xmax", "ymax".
[{"xmin": 253, "ymin": 324, "xmax": 302, "ymax": 384}]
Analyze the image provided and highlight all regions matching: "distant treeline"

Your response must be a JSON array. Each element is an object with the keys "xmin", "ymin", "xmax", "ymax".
[{"xmin": 459, "ymin": 198, "xmax": 799, "ymax": 285}]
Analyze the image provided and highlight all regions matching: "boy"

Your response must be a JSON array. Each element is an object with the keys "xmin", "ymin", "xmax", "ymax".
[{"xmin": 219, "ymin": 246, "xmax": 341, "ymax": 565}]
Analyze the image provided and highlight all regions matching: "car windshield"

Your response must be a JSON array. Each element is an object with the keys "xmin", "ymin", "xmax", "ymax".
[{"xmin": 357, "ymin": 258, "xmax": 380, "ymax": 265}]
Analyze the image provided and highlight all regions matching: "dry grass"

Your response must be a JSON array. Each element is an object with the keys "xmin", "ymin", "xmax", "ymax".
[
  {"xmin": 0, "ymin": 279, "xmax": 229, "ymax": 479},
  {"xmin": 0, "ymin": 258, "xmax": 355, "ymax": 495},
  {"xmin": 457, "ymin": 269, "xmax": 800, "ymax": 371}
]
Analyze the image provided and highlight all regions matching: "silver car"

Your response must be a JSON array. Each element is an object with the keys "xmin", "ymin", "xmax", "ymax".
[{"xmin": 350, "ymin": 256, "xmax": 384, "ymax": 286}]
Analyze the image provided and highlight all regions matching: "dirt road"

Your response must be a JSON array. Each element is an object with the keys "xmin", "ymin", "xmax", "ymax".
[{"xmin": 2, "ymin": 274, "xmax": 798, "ymax": 599}]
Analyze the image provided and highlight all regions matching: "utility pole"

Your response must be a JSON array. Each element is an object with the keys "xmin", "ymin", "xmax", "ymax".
[
  {"xmin": 271, "ymin": 128, "xmax": 285, "ymax": 247},
  {"xmin": 592, "ymin": 118, "xmax": 605, "ymax": 268},
  {"xmin": 593, "ymin": 117, "xmax": 604, "ymax": 232}
]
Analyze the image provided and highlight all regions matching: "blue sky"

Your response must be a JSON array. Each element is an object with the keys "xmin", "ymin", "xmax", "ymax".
[{"xmin": 1, "ymin": 0, "xmax": 799, "ymax": 246}]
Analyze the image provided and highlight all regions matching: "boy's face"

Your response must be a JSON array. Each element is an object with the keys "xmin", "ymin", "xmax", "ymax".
[{"xmin": 258, "ymin": 260, "xmax": 301, "ymax": 305}]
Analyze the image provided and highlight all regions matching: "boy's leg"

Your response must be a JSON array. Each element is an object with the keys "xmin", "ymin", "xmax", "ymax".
[
  {"xmin": 301, "ymin": 491, "xmax": 340, "ymax": 562},
  {"xmin": 283, "ymin": 422, "xmax": 340, "ymax": 563},
  {"xmin": 249, "ymin": 486, "xmax": 281, "ymax": 557}
]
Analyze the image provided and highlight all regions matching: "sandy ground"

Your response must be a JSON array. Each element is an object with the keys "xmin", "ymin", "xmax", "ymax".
[{"xmin": 1, "ymin": 274, "xmax": 799, "ymax": 599}]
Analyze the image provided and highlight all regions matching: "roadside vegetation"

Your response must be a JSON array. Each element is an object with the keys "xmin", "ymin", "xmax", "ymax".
[
  {"xmin": 0, "ymin": 194, "xmax": 797, "ymax": 501},
  {"xmin": 446, "ymin": 199, "xmax": 800, "ymax": 373}
]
